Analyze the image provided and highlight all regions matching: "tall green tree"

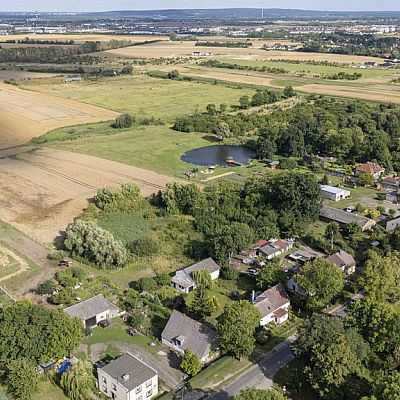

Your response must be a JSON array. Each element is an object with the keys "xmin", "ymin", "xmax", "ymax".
[
  {"xmin": 6, "ymin": 358, "xmax": 39, "ymax": 400},
  {"xmin": 256, "ymin": 260, "xmax": 285, "ymax": 290},
  {"xmin": 361, "ymin": 252, "xmax": 400, "ymax": 302},
  {"xmin": 180, "ymin": 350, "xmax": 202, "ymax": 377},
  {"xmin": 189, "ymin": 287, "xmax": 218, "ymax": 319},
  {"xmin": 217, "ymin": 301, "xmax": 260, "ymax": 359},
  {"xmin": 60, "ymin": 360, "xmax": 95, "ymax": 400},
  {"xmin": 296, "ymin": 258, "xmax": 344, "ymax": 309}
]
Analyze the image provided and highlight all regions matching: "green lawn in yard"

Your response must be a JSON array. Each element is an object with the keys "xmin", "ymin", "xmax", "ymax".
[
  {"xmin": 21, "ymin": 74, "xmax": 254, "ymax": 122},
  {"xmin": 258, "ymin": 317, "xmax": 301, "ymax": 352},
  {"xmin": 325, "ymin": 185, "xmax": 382, "ymax": 209},
  {"xmin": 84, "ymin": 318, "xmax": 160, "ymax": 354},
  {"xmin": 32, "ymin": 379, "xmax": 68, "ymax": 400},
  {"xmin": 189, "ymin": 356, "xmax": 251, "ymax": 390}
]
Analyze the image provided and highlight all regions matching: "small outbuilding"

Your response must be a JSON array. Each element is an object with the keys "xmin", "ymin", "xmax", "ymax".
[{"xmin": 321, "ymin": 185, "xmax": 351, "ymax": 202}]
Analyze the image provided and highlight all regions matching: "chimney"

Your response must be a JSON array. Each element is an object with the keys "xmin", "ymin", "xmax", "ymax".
[{"xmin": 122, "ymin": 374, "xmax": 130, "ymax": 382}]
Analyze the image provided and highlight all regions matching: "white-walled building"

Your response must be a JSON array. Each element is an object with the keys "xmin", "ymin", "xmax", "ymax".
[
  {"xmin": 97, "ymin": 352, "xmax": 158, "ymax": 400},
  {"xmin": 321, "ymin": 185, "xmax": 351, "ymax": 202},
  {"xmin": 253, "ymin": 283, "xmax": 290, "ymax": 326}
]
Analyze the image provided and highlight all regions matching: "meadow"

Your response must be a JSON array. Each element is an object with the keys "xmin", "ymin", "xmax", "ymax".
[{"xmin": 21, "ymin": 74, "xmax": 254, "ymax": 122}]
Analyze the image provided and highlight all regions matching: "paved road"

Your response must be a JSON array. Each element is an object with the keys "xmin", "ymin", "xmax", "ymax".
[
  {"xmin": 206, "ymin": 336, "xmax": 296, "ymax": 400},
  {"xmin": 327, "ymin": 291, "xmax": 364, "ymax": 318}
]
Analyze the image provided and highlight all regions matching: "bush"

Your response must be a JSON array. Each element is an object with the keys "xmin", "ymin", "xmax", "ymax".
[
  {"xmin": 155, "ymin": 272, "xmax": 171, "ymax": 286},
  {"xmin": 131, "ymin": 237, "xmax": 158, "ymax": 257},
  {"xmin": 137, "ymin": 277, "xmax": 157, "ymax": 292},
  {"xmin": 114, "ymin": 113, "xmax": 134, "ymax": 129},
  {"xmin": 37, "ymin": 280, "xmax": 57, "ymax": 295},
  {"xmin": 95, "ymin": 183, "xmax": 140, "ymax": 212},
  {"xmin": 64, "ymin": 219, "xmax": 128, "ymax": 268}
]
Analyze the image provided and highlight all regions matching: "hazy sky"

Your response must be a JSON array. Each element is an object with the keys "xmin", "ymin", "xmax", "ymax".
[{"xmin": 0, "ymin": 0, "xmax": 399, "ymax": 12}]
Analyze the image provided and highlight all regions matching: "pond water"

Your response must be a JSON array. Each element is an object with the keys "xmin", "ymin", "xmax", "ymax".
[{"xmin": 181, "ymin": 145, "xmax": 256, "ymax": 167}]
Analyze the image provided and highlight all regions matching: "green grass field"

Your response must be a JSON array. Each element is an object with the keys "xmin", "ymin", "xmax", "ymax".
[
  {"xmin": 44, "ymin": 124, "xmax": 213, "ymax": 176},
  {"xmin": 22, "ymin": 74, "xmax": 254, "ymax": 122}
]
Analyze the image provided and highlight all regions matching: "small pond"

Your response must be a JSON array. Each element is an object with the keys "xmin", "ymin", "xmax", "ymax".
[{"xmin": 181, "ymin": 145, "xmax": 256, "ymax": 167}]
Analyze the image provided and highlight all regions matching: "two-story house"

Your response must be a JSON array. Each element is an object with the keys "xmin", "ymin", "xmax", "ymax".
[{"xmin": 97, "ymin": 352, "xmax": 158, "ymax": 400}]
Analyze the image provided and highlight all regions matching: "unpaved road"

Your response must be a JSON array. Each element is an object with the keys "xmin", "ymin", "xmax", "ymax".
[{"xmin": 0, "ymin": 147, "xmax": 183, "ymax": 243}]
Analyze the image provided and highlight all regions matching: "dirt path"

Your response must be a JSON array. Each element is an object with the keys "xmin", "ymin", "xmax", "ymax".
[
  {"xmin": 0, "ymin": 243, "xmax": 29, "ymax": 283},
  {"xmin": 0, "ymin": 223, "xmax": 56, "ymax": 299}
]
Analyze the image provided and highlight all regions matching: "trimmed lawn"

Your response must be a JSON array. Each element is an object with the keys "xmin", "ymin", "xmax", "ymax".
[
  {"xmin": 189, "ymin": 356, "xmax": 251, "ymax": 390},
  {"xmin": 32, "ymin": 379, "xmax": 68, "ymax": 400},
  {"xmin": 84, "ymin": 318, "xmax": 161, "ymax": 355},
  {"xmin": 22, "ymin": 74, "xmax": 254, "ymax": 122},
  {"xmin": 325, "ymin": 185, "xmax": 382, "ymax": 209}
]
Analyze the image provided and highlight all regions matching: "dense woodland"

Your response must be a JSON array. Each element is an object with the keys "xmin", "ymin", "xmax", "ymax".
[{"xmin": 173, "ymin": 96, "xmax": 400, "ymax": 171}]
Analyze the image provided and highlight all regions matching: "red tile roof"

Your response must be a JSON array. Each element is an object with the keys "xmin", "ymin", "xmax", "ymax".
[{"xmin": 356, "ymin": 162, "xmax": 384, "ymax": 174}]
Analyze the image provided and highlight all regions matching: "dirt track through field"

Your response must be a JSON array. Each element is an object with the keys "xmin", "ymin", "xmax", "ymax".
[
  {"xmin": 0, "ymin": 147, "xmax": 183, "ymax": 243},
  {"xmin": 0, "ymin": 83, "xmax": 118, "ymax": 149}
]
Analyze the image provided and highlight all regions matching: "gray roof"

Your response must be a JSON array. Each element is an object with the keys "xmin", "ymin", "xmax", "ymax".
[
  {"xmin": 259, "ymin": 242, "xmax": 282, "ymax": 256},
  {"xmin": 320, "ymin": 206, "xmax": 375, "ymax": 230},
  {"xmin": 64, "ymin": 294, "xmax": 119, "ymax": 321},
  {"xmin": 183, "ymin": 258, "xmax": 220, "ymax": 275},
  {"xmin": 326, "ymin": 250, "xmax": 356, "ymax": 269},
  {"xmin": 161, "ymin": 310, "xmax": 219, "ymax": 359},
  {"xmin": 99, "ymin": 352, "xmax": 157, "ymax": 391}
]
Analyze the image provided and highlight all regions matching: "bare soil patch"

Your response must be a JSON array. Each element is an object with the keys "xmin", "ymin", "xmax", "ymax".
[
  {"xmin": 0, "ymin": 83, "xmax": 118, "ymax": 149},
  {"xmin": 0, "ymin": 147, "xmax": 182, "ymax": 243},
  {"xmin": 0, "ymin": 70, "xmax": 59, "ymax": 81}
]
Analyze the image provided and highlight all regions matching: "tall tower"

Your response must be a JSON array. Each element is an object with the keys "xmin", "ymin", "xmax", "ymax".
[{"xmin": 261, "ymin": 0, "xmax": 264, "ymax": 19}]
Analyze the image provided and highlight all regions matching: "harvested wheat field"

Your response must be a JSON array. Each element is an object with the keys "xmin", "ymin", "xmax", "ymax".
[
  {"xmin": 0, "ymin": 83, "xmax": 118, "ymax": 149},
  {"xmin": 0, "ymin": 147, "xmax": 182, "ymax": 243},
  {"xmin": 0, "ymin": 70, "xmax": 58, "ymax": 81},
  {"xmin": 300, "ymin": 83, "xmax": 400, "ymax": 104}
]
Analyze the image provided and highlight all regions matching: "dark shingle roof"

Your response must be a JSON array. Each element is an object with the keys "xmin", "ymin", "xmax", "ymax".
[
  {"xmin": 253, "ymin": 283, "xmax": 290, "ymax": 319},
  {"xmin": 100, "ymin": 352, "xmax": 157, "ymax": 391},
  {"xmin": 161, "ymin": 310, "xmax": 219, "ymax": 359},
  {"xmin": 326, "ymin": 250, "xmax": 356, "ymax": 268},
  {"xmin": 64, "ymin": 294, "xmax": 119, "ymax": 321},
  {"xmin": 320, "ymin": 206, "xmax": 375, "ymax": 230}
]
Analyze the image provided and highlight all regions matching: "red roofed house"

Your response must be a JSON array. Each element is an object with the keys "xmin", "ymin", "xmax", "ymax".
[
  {"xmin": 326, "ymin": 250, "xmax": 356, "ymax": 275},
  {"xmin": 355, "ymin": 162, "xmax": 385, "ymax": 180},
  {"xmin": 252, "ymin": 283, "xmax": 290, "ymax": 326},
  {"xmin": 382, "ymin": 176, "xmax": 400, "ymax": 191}
]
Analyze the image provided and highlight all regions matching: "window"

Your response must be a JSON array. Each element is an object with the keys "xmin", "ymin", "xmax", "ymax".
[
  {"xmin": 146, "ymin": 389, "xmax": 153, "ymax": 398},
  {"xmin": 112, "ymin": 383, "xmax": 116, "ymax": 391},
  {"xmin": 102, "ymin": 385, "xmax": 107, "ymax": 393},
  {"xmin": 102, "ymin": 376, "xmax": 107, "ymax": 383},
  {"xmin": 136, "ymin": 386, "xmax": 142, "ymax": 394},
  {"xmin": 146, "ymin": 380, "xmax": 152, "ymax": 388}
]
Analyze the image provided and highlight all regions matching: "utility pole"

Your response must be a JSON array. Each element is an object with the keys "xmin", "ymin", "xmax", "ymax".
[{"xmin": 261, "ymin": 0, "xmax": 264, "ymax": 19}]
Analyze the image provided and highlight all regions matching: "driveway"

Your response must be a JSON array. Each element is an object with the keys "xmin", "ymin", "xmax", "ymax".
[{"xmin": 205, "ymin": 335, "xmax": 296, "ymax": 399}]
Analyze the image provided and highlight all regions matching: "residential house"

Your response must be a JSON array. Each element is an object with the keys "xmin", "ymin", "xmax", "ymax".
[
  {"xmin": 252, "ymin": 283, "xmax": 290, "ymax": 326},
  {"xmin": 256, "ymin": 239, "xmax": 294, "ymax": 260},
  {"xmin": 97, "ymin": 352, "xmax": 158, "ymax": 400},
  {"xmin": 355, "ymin": 162, "xmax": 385, "ymax": 180},
  {"xmin": 161, "ymin": 310, "xmax": 219, "ymax": 363},
  {"xmin": 171, "ymin": 258, "xmax": 220, "ymax": 293},
  {"xmin": 326, "ymin": 250, "xmax": 356, "ymax": 275},
  {"xmin": 321, "ymin": 185, "xmax": 351, "ymax": 202},
  {"xmin": 386, "ymin": 189, "xmax": 400, "ymax": 204},
  {"xmin": 381, "ymin": 176, "xmax": 400, "ymax": 191},
  {"xmin": 320, "ymin": 206, "xmax": 376, "ymax": 231},
  {"xmin": 64, "ymin": 294, "xmax": 120, "ymax": 329}
]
